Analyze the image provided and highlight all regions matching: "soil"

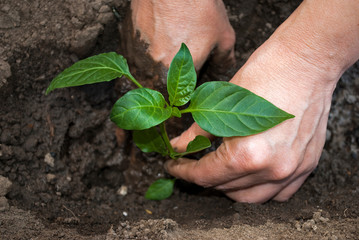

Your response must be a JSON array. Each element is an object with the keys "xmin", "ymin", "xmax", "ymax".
[{"xmin": 0, "ymin": 0, "xmax": 358, "ymax": 239}]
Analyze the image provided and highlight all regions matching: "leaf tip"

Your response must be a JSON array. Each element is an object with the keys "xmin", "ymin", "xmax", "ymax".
[
  {"xmin": 171, "ymin": 107, "xmax": 182, "ymax": 118},
  {"xmin": 283, "ymin": 112, "xmax": 295, "ymax": 120},
  {"xmin": 45, "ymin": 86, "xmax": 53, "ymax": 95}
]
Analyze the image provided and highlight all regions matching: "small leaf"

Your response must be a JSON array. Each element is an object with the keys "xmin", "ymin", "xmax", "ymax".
[
  {"xmin": 171, "ymin": 107, "xmax": 181, "ymax": 118},
  {"xmin": 185, "ymin": 81, "xmax": 294, "ymax": 137},
  {"xmin": 46, "ymin": 52, "xmax": 138, "ymax": 94},
  {"xmin": 185, "ymin": 135, "xmax": 211, "ymax": 154},
  {"xmin": 110, "ymin": 88, "xmax": 172, "ymax": 130},
  {"xmin": 167, "ymin": 43, "xmax": 197, "ymax": 106},
  {"xmin": 173, "ymin": 135, "xmax": 211, "ymax": 158},
  {"xmin": 133, "ymin": 127, "xmax": 168, "ymax": 156},
  {"xmin": 145, "ymin": 178, "xmax": 175, "ymax": 200}
]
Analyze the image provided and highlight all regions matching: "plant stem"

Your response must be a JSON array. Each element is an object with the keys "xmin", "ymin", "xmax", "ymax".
[
  {"xmin": 126, "ymin": 73, "xmax": 143, "ymax": 88},
  {"xmin": 179, "ymin": 109, "xmax": 191, "ymax": 114},
  {"xmin": 159, "ymin": 122, "xmax": 177, "ymax": 159}
]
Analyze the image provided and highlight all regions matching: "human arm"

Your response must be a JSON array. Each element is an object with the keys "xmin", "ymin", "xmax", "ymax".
[{"xmin": 165, "ymin": 0, "xmax": 359, "ymax": 203}]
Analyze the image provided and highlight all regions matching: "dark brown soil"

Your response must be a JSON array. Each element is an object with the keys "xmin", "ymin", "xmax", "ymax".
[{"xmin": 0, "ymin": 0, "xmax": 358, "ymax": 239}]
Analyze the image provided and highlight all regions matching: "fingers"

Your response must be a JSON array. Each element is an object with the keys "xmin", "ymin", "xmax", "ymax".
[
  {"xmin": 212, "ymin": 0, "xmax": 236, "ymax": 61},
  {"xmin": 214, "ymin": 171, "xmax": 270, "ymax": 191},
  {"xmin": 167, "ymin": 133, "xmax": 270, "ymax": 188},
  {"xmin": 224, "ymin": 171, "xmax": 312, "ymax": 203},
  {"xmin": 204, "ymin": 21, "xmax": 236, "ymax": 79},
  {"xmin": 272, "ymin": 173, "xmax": 310, "ymax": 201},
  {"xmin": 165, "ymin": 151, "xmax": 235, "ymax": 187},
  {"xmin": 130, "ymin": 0, "xmax": 236, "ymax": 71},
  {"xmin": 165, "ymin": 154, "xmax": 294, "ymax": 204},
  {"xmin": 225, "ymin": 182, "xmax": 283, "ymax": 203},
  {"xmin": 212, "ymin": 25, "xmax": 236, "ymax": 67},
  {"xmin": 170, "ymin": 123, "xmax": 213, "ymax": 152}
]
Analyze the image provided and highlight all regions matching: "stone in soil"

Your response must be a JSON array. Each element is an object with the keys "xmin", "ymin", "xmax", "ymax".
[
  {"xmin": 0, "ymin": 59, "xmax": 11, "ymax": 89},
  {"xmin": 0, "ymin": 175, "xmax": 12, "ymax": 196}
]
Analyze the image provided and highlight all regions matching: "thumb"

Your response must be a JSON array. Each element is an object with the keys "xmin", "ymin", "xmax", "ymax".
[{"xmin": 170, "ymin": 123, "xmax": 213, "ymax": 152}]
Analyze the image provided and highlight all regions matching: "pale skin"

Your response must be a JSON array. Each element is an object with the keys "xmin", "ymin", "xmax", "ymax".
[{"xmin": 131, "ymin": 0, "xmax": 359, "ymax": 203}]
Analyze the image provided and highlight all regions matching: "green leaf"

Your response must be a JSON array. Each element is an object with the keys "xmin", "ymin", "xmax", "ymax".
[
  {"xmin": 133, "ymin": 127, "xmax": 168, "ymax": 156},
  {"xmin": 185, "ymin": 135, "xmax": 211, "ymax": 154},
  {"xmin": 171, "ymin": 107, "xmax": 181, "ymax": 118},
  {"xmin": 145, "ymin": 178, "xmax": 175, "ymax": 200},
  {"xmin": 167, "ymin": 43, "xmax": 197, "ymax": 106},
  {"xmin": 46, "ymin": 52, "xmax": 140, "ymax": 94},
  {"xmin": 173, "ymin": 135, "xmax": 211, "ymax": 158},
  {"xmin": 110, "ymin": 88, "xmax": 172, "ymax": 130},
  {"xmin": 185, "ymin": 81, "xmax": 294, "ymax": 137}
]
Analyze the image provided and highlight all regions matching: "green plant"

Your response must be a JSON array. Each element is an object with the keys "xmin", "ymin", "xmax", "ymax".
[{"xmin": 46, "ymin": 43, "xmax": 294, "ymax": 200}]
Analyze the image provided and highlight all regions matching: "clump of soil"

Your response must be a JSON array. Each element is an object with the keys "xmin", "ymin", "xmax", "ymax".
[{"xmin": 0, "ymin": 0, "xmax": 358, "ymax": 239}]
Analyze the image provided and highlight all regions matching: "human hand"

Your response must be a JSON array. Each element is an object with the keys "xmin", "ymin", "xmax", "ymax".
[
  {"xmin": 166, "ymin": 41, "xmax": 335, "ymax": 203},
  {"xmin": 165, "ymin": 0, "xmax": 359, "ymax": 203},
  {"xmin": 130, "ymin": 0, "xmax": 235, "ymax": 70},
  {"xmin": 166, "ymin": 42, "xmax": 336, "ymax": 203}
]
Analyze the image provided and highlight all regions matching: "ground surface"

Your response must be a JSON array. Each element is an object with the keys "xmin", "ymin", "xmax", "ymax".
[{"xmin": 0, "ymin": 0, "xmax": 358, "ymax": 239}]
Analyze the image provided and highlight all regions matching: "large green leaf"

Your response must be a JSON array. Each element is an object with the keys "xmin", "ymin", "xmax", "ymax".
[
  {"xmin": 167, "ymin": 43, "xmax": 197, "ymax": 106},
  {"xmin": 46, "ymin": 52, "xmax": 139, "ymax": 94},
  {"xmin": 133, "ymin": 127, "xmax": 168, "ymax": 156},
  {"xmin": 145, "ymin": 178, "xmax": 175, "ymax": 200},
  {"xmin": 185, "ymin": 81, "xmax": 294, "ymax": 137},
  {"xmin": 110, "ymin": 88, "xmax": 172, "ymax": 130}
]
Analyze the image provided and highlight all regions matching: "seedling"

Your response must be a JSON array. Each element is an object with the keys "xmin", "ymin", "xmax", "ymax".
[{"xmin": 46, "ymin": 43, "xmax": 294, "ymax": 200}]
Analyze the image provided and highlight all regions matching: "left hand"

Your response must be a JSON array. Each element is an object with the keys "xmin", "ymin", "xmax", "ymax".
[{"xmin": 130, "ymin": 0, "xmax": 236, "ymax": 70}]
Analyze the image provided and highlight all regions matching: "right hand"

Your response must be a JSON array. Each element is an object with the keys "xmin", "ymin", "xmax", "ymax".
[
  {"xmin": 130, "ymin": 0, "xmax": 236, "ymax": 70},
  {"xmin": 164, "ymin": 0, "xmax": 359, "ymax": 203},
  {"xmin": 166, "ymin": 34, "xmax": 338, "ymax": 202}
]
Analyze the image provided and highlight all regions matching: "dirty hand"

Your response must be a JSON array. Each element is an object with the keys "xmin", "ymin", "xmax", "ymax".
[
  {"xmin": 130, "ymin": 0, "xmax": 235, "ymax": 70},
  {"xmin": 165, "ymin": 0, "xmax": 359, "ymax": 203}
]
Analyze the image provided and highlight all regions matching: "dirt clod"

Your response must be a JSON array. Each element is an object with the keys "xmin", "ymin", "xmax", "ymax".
[
  {"xmin": 0, "ymin": 59, "xmax": 11, "ymax": 88},
  {"xmin": 70, "ymin": 23, "xmax": 104, "ymax": 57},
  {"xmin": 108, "ymin": 219, "xmax": 179, "ymax": 240},
  {"xmin": 0, "ymin": 9, "xmax": 20, "ymax": 29},
  {"xmin": 44, "ymin": 152, "xmax": 55, "ymax": 168},
  {"xmin": 0, "ymin": 196, "xmax": 9, "ymax": 211},
  {"xmin": 0, "ymin": 175, "xmax": 12, "ymax": 196}
]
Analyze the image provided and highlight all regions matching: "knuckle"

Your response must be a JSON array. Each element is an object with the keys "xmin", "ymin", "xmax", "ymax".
[
  {"xmin": 240, "ymin": 141, "xmax": 272, "ymax": 172},
  {"xmin": 298, "ymin": 155, "xmax": 319, "ymax": 176},
  {"xmin": 227, "ymin": 27, "xmax": 236, "ymax": 44},
  {"xmin": 270, "ymin": 154, "xmax": 298, "ymax": 180},
  {"xmin": 217, "ymin": 143, "xmax": 240, "ymax": 172},
  {"xmin": 223, "ymin": 28, "xmax": 235, "ymax": 45}
]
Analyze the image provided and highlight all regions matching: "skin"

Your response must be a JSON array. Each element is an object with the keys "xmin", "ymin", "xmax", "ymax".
[
  {"xmin": 131, "ymin": 0, "xmax": 359, "ymax": 203},
  {"xmin": 131, "ymin": 0, "xmax": 236, "ymax": 70}
]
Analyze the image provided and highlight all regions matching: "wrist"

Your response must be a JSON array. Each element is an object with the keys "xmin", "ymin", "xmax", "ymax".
[{"xmin": 272, "ymin": 0, "xmax": 359, "ymax": 84}]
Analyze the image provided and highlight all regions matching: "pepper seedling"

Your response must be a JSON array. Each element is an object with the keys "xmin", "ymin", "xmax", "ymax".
[{"xmin": 46, "ymin": 43, "xmax": 294, "ymax": 200}]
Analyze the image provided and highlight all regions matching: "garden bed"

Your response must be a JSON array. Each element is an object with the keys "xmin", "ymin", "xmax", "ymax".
[{"xmin": 0, "ymin": 0, "xmax": 358, "ymax": 239}]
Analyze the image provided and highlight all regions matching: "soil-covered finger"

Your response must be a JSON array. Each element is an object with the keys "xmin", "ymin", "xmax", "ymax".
[{"xmin": 117, "ymin": 7, "xmax": 168, "ymax": 96}]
